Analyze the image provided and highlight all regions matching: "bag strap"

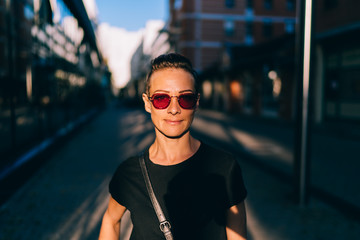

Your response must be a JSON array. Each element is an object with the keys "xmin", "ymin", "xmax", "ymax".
[{"xmin": 139, "ymin": 153, "xmax": 174, "ymax": 240}]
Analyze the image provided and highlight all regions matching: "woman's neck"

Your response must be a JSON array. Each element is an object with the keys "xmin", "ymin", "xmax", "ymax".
[{"xmin": 149, "ymin": 132, "xmax": 200, "ymax": 166}]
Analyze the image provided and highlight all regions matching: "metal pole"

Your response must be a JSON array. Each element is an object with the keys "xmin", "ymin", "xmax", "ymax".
[
  {"xmin": 300, "ymin": 0, "xmax": 313, "ymax": 206},
  {"xmin": 294, "ymin": 0, "xmax": 314, "ymax": 206}
]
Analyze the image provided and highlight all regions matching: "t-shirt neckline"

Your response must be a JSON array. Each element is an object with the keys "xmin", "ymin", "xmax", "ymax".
[{"xmin": 146, "ymin": 141, "xmax": 203, "ymax": 168}]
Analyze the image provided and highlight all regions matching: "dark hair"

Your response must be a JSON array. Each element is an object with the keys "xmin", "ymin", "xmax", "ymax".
[{"xmin": 145, "ymin": 53, "xmax": 199, "ymax": 94}]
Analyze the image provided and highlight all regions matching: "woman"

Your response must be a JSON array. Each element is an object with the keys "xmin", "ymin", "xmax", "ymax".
[{"xmin": 99, "ymin": 53, "xmax": 247, "ymax": 240}]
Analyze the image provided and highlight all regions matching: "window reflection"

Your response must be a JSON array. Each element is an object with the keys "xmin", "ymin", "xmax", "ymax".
[{"xmin": 0, "ymin": 0, "xmax": 107, "ymax": 170}]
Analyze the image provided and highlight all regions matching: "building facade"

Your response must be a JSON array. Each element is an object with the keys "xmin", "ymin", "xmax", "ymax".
[
  {"xmin": 313, "ymin": 0, "xmax": 360, "ymax": 123},
  {"xmin": 168, "ymin": 0, "xmax": 360, "ymax": 125},
  {"xmin": 168, "ymin": 0, "xmax": 296, "ymax": 115},
  {"xmin": 169, "ymin": 0, "xmax": 296, "ymax": 71},
  {"xmin": 0, "ymin": 0, "xmax": 108, "ymax": 173},
  {"xmin": 124, "ymin": 21, "xmax": 171, "ymax": 103}
]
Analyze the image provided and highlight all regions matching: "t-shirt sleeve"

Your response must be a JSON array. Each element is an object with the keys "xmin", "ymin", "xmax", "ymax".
[
  {"xmin": 109, "ymin": 164, "xmax": 127, "ymax": 206},
  {"xmin": 225, "ymin": 158, "xmax": 247, "ymax": 208}
]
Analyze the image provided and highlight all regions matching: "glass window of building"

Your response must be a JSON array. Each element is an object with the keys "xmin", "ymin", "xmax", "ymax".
[
  {"xmin": 174, "ymin": 0, "xmax": 183, "ymax": 10},
  {"xmin": 246, "ymin": 21, "xmax": 253, "ymax": 36},
  {"xmin": 224, "ymin": 19, "xmax": 235, "ymax": 37},
  {"xmin": 0, "ymin": 0, "xmax": 106, "ymax": 173},
  {"xmin": 24, "ymin": 4, "xmax": 34, "ymax": 20},
  {"xmin": 264, "ymin": 0, "xmax": 273, "ymax": 10},
  {"xmin": 286, "ymin": 0, "xmax": 295, "ymax": 11},
  {"xmin": 285, "ymin": 20, "xmax": 295, "ymax": 33},
  {"xmin": 324, "ymin": 0, "xmax": 338, "ymax": 9},
  {"xmin": 245, "ymin": 21, "xmax": 254, "ymax": 45},
  {"xmin": 246, "ymin": 0, "xmax": 254, "ymax": 15},
  {"xmin": 225, "ymin": 0, "xmax": 235, "ymax": 8},
  {"xmin": 263, "ymin": 19, "xmax": 273, "ymax": 37}
]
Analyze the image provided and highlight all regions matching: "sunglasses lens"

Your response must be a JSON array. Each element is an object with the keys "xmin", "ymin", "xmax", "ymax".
[
  {"xmin": 150, "ymin": 93, "xmax": 197, "ymax": 109},
  {"xmin": 179, "ymin": 94, "xmax": 197, "ymax": 109},
  {"xmin": 152, "ymin": 94, "xmax": 170, "ymax": 109}
]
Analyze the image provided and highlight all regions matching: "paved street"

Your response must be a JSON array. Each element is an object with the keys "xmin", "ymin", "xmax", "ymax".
[{"xmin": 0, "ymin": 103, "xmax": 359, "ymax": 239}]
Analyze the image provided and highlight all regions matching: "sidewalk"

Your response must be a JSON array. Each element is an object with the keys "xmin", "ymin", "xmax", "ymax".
[
  {"xmin": 0, "ymin": 106, "xmax": 142, "ymax": 240},
  {"xmin": 193, "ymin": 109, "xmax": 360, "ymax": 239},
  {"xmin": 193, "ymin": 109, "xmax": 360, "ymax": 216},
  {"xmin": 0, "ymin": 104, "xmax": 359, "ymax": 239}
]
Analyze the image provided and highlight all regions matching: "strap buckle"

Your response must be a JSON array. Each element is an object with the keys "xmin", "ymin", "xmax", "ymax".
[{"xmin": 159, "ymin": 220, "xmax": 172, "ymax": 233}]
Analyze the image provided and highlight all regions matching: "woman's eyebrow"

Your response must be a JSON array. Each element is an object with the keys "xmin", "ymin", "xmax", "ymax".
[
  {"xmin": 153, "ymin": 90, "xmax": 170, "ymax": 93},
  {"xmin": 152, "ymin": 89, "xmax": 194, "ymax": 94},
  {"xmin": 179, "ymin": 89, "xmax": 194, "ymax": 93}
]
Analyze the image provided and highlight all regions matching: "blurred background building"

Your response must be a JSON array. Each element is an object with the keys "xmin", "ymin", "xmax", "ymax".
[
  {"xmin": 168, "ymin": 0, "xmax": 296, "ymax": 116},
  {"xmin": 166, "ymin": 0, "xmax": 360, "ymax": 128},
  {"xmin": 167, "ymin": 0, "xmax": 295, "ymax": 116},
  {"xmin": 0, "ymin": 0, "xmax": 110, "ymax": 175},
  {"xmin": 314, "ymin": 0, "xmax": 360, "ymax": 125},
  {"xmin": 127, "ymin": 20, "xmax": 171, "ymax": 101}
]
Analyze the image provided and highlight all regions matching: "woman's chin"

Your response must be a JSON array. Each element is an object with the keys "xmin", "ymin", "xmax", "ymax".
[{"xmin": 156, "ymin": 128, "xmax": 190, "ymax": 139}]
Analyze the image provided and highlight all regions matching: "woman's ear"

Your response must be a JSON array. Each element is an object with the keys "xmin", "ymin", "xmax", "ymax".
[
  {"xmin": 194, "ymin": 93, "xmax": 200, "ymax": 112},
  {"xmin": 142, "ymin": 93, "xmax": 152, "ymax": 113}
]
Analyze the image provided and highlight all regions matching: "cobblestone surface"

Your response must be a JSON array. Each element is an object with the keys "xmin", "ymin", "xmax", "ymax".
[{"xmin": 0, "ymin": 104, "xmax": 359, "ymax": 239}]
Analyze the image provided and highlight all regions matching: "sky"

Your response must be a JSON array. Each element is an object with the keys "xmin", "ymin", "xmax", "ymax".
[
  {"xmin": 83, "ymin": 0, "xmax": 169, "ymax": 92},
  {"xmin": 95, "ymin": 0, "xmax": 168, "ymax": 31}
]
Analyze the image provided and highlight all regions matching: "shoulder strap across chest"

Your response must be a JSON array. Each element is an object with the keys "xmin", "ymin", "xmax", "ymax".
[{"xmin": 139, "ymin": 152, "xmax": 173, "ymax": 240}]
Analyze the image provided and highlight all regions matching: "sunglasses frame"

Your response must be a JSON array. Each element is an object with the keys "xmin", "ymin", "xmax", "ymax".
[{"xmin": 148, "ymin": 92, "xmax": 199, "ymax": 110}]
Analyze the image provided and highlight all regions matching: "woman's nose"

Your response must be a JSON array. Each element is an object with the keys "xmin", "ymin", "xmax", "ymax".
[{"xmin": 167, "ymin": 96, "xmax": 181, "ymax": 114}]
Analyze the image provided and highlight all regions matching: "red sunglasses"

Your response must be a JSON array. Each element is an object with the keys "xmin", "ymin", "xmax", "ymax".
[{"xmin": 148, "ymin": 93, "xmax": 198, "ymax": 109}]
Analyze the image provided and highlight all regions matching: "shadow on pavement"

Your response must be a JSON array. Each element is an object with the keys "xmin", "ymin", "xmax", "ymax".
[{"xmin": 0, "ymin": 104, "xmax": 359, "ymax": 240}]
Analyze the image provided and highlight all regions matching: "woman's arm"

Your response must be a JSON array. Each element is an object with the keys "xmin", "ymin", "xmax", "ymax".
[
  {"xmin": 99, "ymin": 196, "xmax": 127, "ymax": 240},
  {"xmin": 226, "ymin": 201, "xmax": 247, "ymax": 240}
]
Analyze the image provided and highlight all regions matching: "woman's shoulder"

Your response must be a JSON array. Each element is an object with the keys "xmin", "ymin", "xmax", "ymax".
[
  {"xmin": 113, "ymin": 153, "xmax": 142, "ymax": 175},
  {"xmin": 198, "ymin": 141, "xmax": 238, "ymax": 168},
  {"xmin": 196, "ymin": 142, "xmax": 243, "ymax": 177},
  {"xmin": 200, "ymin": 142, "xmax": 235, "ymax": 160}
]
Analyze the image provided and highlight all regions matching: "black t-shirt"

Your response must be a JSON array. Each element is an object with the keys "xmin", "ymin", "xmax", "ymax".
[{"xmin": 109, "ymin": 142, "xmax": 247, "ymax": 240}]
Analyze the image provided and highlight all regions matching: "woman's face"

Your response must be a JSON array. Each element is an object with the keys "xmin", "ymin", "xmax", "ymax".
[{"xmin": 143, "ymin": 68, "xmax": 199, "ymax": 139}]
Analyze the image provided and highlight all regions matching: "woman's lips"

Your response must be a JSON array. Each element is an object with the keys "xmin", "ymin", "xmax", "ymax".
[{"xmin": 165, "ymin": 119, "xmax": 183, "ymax": 125}]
